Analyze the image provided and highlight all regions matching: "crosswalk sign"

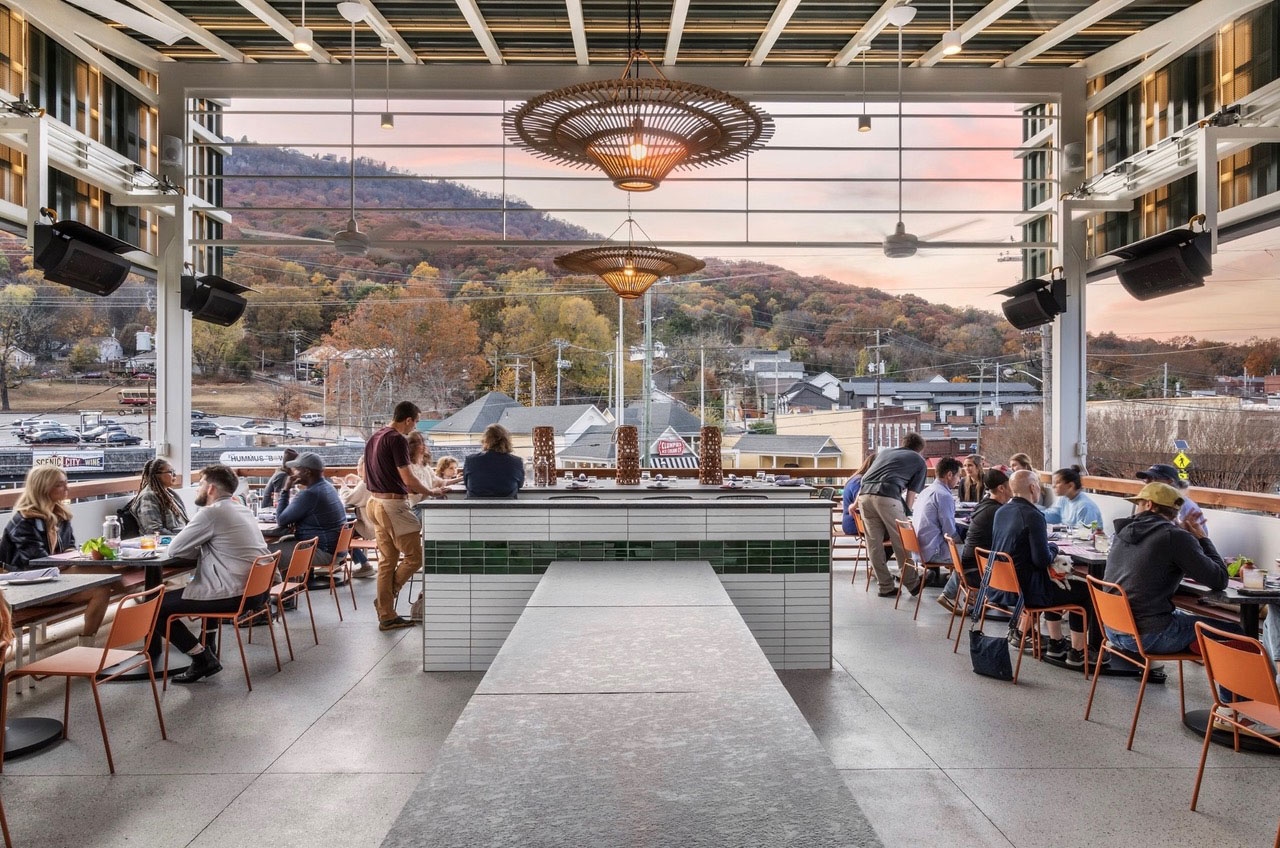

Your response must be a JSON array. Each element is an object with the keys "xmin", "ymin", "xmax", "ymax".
[{"xmin": 1173, "ymin": 451, "xmax": 1191, "ymax": 469}]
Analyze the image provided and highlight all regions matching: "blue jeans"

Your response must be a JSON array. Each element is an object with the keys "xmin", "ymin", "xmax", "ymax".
[{"xmin": 1107, "ymin": 610, "xmax": 1240, "ymax": 655}]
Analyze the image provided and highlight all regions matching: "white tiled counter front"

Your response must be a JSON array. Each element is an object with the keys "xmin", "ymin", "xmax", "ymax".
[{"xmin": 418, "ymin": 500, "xmax": 834, "ymax": 671}]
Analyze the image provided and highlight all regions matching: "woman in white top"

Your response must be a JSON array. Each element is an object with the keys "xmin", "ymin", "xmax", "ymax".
[{"xmin": 406, "ymin": 431, "xmax": 442, "ymax": 507}]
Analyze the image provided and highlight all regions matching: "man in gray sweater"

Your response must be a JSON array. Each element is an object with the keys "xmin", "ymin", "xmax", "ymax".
[
  {"xmin": 1103, "ymin": 482, "xmax": 1229, "ymax": 655},
  {"xmin": 145, "ymin": 464, "xmax": 270, "ymax": 683}
]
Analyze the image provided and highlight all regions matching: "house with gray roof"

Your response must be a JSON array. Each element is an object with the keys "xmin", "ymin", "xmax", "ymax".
[{"xmin": 728, "ymin": 434, "xmax": 844, "ymax": 469}]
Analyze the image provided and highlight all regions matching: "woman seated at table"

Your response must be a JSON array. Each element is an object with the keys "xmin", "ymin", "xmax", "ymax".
[
  {"xmin": 435, "ymin": 456, "xmax": 461, "ymax": 486},
  {"xmin": 0, "ymin": 466, "xmax": 110, "ymax": 639},
  {"xmin": 406, "ymin": 432, "xmax": 446, "ymax": 507},
  {"xmin": 262, "ymin": 448, "xmax": 299, "ymax": 512},
  {"xmin": 1009, "ymin": 453, "xmax": 1053, "ymax": 507},
  {"xmin": 957, "ymin": 454, "xmax": 985, "ymax": 503},
  {"xmin": 464, "ymin": 424, "xmax": 524, "ymax": 499},
  {"xmin": 130, "ymin": 458, "xmax": 189, "ymax": 535},
  {"xmin": 1042, "ymin": 465, "xmax": 1103, "ymax": 527},
  {"xmin": 840, "ymin": 452, "xmax": 876, "ymax": 537}
]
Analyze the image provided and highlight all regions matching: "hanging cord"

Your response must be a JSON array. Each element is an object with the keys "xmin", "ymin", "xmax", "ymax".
[
  {"xmin": 384, "ymin": 45, "xmax": 391, "ymax": 112},
  {"xmin": 897, "ymin": 25, "xmax": 904, "ymax": 224},
  {"xmin": 349, "ymin": 21, "xmax": 357, "ymax": 220}
]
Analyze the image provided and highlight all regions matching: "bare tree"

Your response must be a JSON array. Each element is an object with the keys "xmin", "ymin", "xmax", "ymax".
[{"xmin": 0, "ymin": 285, "xmax": 50, "ymax": 411}]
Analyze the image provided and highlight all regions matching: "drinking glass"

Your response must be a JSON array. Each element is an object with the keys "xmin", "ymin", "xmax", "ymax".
[{"xmin": 139, "ymin": 534, "xmax": 158, "ymax": 551}]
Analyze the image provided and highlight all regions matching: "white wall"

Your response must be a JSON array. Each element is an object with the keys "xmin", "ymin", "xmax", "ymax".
[{"xmin": 1095, "ymin": 493, "xmax": 1280, "ymax": 567}]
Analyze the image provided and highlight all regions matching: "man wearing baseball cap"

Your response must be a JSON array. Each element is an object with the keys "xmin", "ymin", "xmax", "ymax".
[
  {"xmin": 1103, "ymin": 482, "xmax": 1231, "ymax": 655},
  {"xmin": 266, "ymin": 452, "xmax": 347, "ymax": 569},
  {"xmin": 1136, "ymin": 463, "xmax": 1207, "ymax": 535}
]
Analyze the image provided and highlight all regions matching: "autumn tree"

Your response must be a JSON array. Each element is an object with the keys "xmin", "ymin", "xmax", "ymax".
[
  {"xmin": 0, "ymin": 284, "xmax": 50, "ymax": 410},
  {"xmin": 191, "ymin": 321, "xmax": 248, "ymax": 379}
]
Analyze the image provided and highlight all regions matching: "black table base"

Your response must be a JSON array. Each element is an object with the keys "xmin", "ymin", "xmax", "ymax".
[
  {"xmin": 1183, "ymin": 709, "xmax": 1280, "ymax": 755},
  {"xmin": 3, "ymin": 717, "xmax": 63, "ymax": 760},
  {"xmin": 98, "ymin": 650, "xmax": 190, "ymax": 682}
]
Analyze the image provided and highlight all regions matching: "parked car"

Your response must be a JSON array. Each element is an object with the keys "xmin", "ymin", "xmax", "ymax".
[
  {"xmin": 300, "ymin": 412, "xmax": 325, "ymax": 427},
  {"xmin": 102, "ymin": 431, "xmax": 142, "ymax": 446},
  {"xmin": 28, "ymin": 430, "xmax": 81, "ymax": 446},
  {"xmin": 241, "ymin": 419, "xmax": 270, "ymax": 429},
  {"xmin": 12, "ymin": 418, "xmax": 56, "ymax": 431},
  {"xmin": 190, "ymin": 410, "xmax": 212, "ymax": 419},
  {"xmin": 81, "ymin": 425, "xmax": 126, "ymax": 442},
  {"xmin": 191, "ymin": 420, "xmax": 219, "ymax": 437},
  {"xmin": 215, "ymin": 425, "xmax": 256, "ymax": 438},
  {"xmin": 20, "ymin": 423, "xmax": 68, "ymax": 442},
  {"xmin": 255, "ymin": 424, "xmax": 302, "ymax": 438}
]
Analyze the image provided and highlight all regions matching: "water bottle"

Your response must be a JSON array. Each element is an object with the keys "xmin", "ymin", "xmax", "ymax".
[
  {"xmin": 247, "ymin": 491, "xmax": 261, "ymax": 516},
  {"xmin": 102, "ymin": 515, "xmax": 122, "ymax": 551}
]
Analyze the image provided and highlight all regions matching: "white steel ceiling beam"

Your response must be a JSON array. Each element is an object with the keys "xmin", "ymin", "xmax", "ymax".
[
  {"xmin": 565, "ymin": 0, "xmax": 589, "ymax": 65},
  {"xmin": 233, "ymin": 0, "xmax": 336, "ymax": 63},
  {"xmin": 913, "ymin": 0, "xmax": 1023, "ymax": 68},
  {"xmin": 1086, "ymin": 0, "xmax": 1270, "ymax": 112},
  {"xmin": 13, "ymin": 1, "xmax": 161, "ymax": 104},
  {"xmin": 355, "ymin": 0, "xmax": 420, "ymax": 64},
  {"xmin": 829, "ymin": 0, "xmax": 900, "ymax": 68},
  {"xmin": 66, "ymin": 0, "xmax": 184, "ymax": 45},
  {"xmin": 662, "ymin": 0, "xmax": 691, "ymax": 65},
  {"xmin": 996, "ymin": 0, "xmax": 1137, "ymax": 68},
  {"xmin": 453, "ymin": 0, "xmax": 505, "ymax": 65},
  {"xmin": 122, "ymin": 0, "xmax": 252, "ymax": 62},
  {"xmin": 748, "ymin": 0, "xmax": 803, "ymax": 67}
]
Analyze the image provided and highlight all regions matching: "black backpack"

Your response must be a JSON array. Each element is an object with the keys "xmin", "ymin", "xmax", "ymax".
[{"xmin": 117, "ymin": 498, "xmax": 141, "ymax": 538}]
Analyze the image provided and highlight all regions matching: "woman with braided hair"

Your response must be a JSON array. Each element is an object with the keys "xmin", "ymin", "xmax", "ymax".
[{"xmin": 132, "ymin": 458, "xmax": 189, "ymax": 535}]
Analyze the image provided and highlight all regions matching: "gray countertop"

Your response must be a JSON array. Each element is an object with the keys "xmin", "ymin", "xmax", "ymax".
[{"xmin": 0, "ymin": 572, "xmax": 121, "ymax": 610}]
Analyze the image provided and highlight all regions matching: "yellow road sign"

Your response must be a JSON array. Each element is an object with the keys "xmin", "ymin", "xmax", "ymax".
[{"xmin": 1173, "ymin": 451, "xmax": 1191, "ymax": 470}]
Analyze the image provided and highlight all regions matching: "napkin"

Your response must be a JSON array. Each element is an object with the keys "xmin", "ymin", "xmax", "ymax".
[{"xmin": 0, "ymin": 567, "xmax": 60, "ymax": 581}]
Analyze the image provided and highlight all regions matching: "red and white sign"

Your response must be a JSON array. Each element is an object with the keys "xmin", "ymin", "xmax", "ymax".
[{"xmin": 656, "ymin": 439, "xmax": 687, "ymax": 457}]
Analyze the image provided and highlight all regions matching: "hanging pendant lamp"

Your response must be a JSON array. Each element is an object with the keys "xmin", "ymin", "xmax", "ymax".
[
  {"xmin": 555, "ymin": 215, "xmax": 704, "ymax": 299},
  {"xmin": 380, "ymin": 43, "xmax": 394, "ymax": 129},
  {"xmin": 505, "ymin": 0, "xmax": 772, "ymax": 191},
  {"xmin": 857, "ymin": 49, "xmax": 871, "ymax": 133},
  {"xmin": 940, "ymin": 0, "xmax": 962, "ymax": 56},
  {"xmin": 293, "ymin": 0, "xmax": 313, "ymax": 52},
  {"xmin": 332, "ymin": 1, "xmax": 370, "ymax": 257}
]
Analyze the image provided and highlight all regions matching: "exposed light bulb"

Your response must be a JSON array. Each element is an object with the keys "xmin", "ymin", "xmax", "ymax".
[
  {"xmin": 623, "ymin": 256, "xmax": 636, "ymax": 276},
  {"xmin": 628, "ymin": 118, "xmax": 647, "ymax": 162},
  {"xmin": 941, "ymin": 30, "xmax": 962, "ymax": 56},
  {"xmin": 858, "ymin": 115, "xmax": 872, "ymax": 133},
  {"xmin": 292, "ymin": 25, "xmax": 313, "ymax": 53}
]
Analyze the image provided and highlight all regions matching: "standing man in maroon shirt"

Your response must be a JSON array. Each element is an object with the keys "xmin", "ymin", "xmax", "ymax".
[{"xmin": 364, "ymin": 401, "xmax": 444, "ymax": 630}]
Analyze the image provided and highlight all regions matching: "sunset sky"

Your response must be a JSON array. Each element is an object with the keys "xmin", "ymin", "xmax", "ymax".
[{"xmin": 223, "ymin": 98, "xmax": 1280, "ymax": 345}]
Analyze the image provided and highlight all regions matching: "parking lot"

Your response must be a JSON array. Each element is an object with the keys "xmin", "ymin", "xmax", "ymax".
[{"xmin": 2, "ymin": 412, "xmax": 361, "ymax": 449}]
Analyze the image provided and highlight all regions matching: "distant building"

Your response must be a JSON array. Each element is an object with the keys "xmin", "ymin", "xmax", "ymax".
[
  {"xmin": 840, "ymin": 374, "xmax": 1039, "ymax": 421},
  {"xmin": 4, "ymin": 348, "xmax": 34, "ymax": 370},
  {"xmin": 728, "ymin": 434, "xmax": 844, "ymax": 469},
  {"xmin": 430, "ymin": 391, "xmax": 613, "ymax": 460}
]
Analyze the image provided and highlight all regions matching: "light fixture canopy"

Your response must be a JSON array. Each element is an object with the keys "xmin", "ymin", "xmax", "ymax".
[
  {"xmin": 506, "ymin": 51, "xmax": 773, "ymax": 192},
  {"xmin": 337, "ymin": 1, "xmax": 367, "ymax": 23},
  {"xmin": 885, "ymin": 3, "xmax": 917, "ymax": 27}
]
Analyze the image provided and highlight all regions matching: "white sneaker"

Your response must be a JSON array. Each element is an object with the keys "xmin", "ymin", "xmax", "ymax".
[
  {"xmin": 409, "ymin": 595, "xmax": 424, "ymax": 623},
  {"xmin": 352, "ymin": 563, "xmax": 377, "ymax": 579}
]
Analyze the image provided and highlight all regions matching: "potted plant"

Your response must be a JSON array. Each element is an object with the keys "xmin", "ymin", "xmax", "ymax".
[{"xmin": 80, "ymin": 538, "xmax": 116, "ymax": 561}]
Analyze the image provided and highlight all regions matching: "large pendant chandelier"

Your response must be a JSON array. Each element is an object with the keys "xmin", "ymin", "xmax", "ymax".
[
  {"xmin": 555, "ymin": 216, "xmax": 704, "ymax": 299},
  {"xmin": 505, "ymin": 0, "xmax": 773, "ymax": 192}
]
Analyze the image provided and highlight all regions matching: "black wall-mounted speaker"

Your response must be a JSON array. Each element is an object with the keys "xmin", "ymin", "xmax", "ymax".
[
  {"xmin": 33, "ymin": 222, "xmax": 138, "ymax": 296},
  {"xmin": 181, "ymin": 274, "xmax": 251, "ymax": 326},
  {"xmin": 1106, "ymin": 229, "xmax": 1212, "ymax": 302},
  {"xmin": 995, "ymin": 277, "xmax": 1066, "ymax": 331}
]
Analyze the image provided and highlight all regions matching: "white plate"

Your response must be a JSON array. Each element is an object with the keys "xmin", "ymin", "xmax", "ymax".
[
  {"xmin": 119, "ymin": 550, "xmax": 159, "ymax": 560},
  {"xmin": 3, "ymin": 576, "xmax": 58, "ymax": 585}
]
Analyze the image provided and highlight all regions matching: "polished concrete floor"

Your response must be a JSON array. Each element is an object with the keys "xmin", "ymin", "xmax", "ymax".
[{"xmin": 2, "ymin": 564, "xmax": 1278, "ymax": 848}]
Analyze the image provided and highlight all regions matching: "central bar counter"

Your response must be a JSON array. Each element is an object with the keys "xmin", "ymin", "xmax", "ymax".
[{"xmin": 417, "ymin": 491, "xmax": 833, "ymax": 672}]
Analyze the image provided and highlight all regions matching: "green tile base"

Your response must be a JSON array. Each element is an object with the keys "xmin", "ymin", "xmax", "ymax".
[{"xmin": 421, "ymin": 539, "xmax": 831, "ymax": 575}]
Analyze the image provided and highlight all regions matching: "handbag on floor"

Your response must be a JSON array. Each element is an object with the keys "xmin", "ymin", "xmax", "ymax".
[{"xmin": 969, "ymin": 627, "xmax": 1013, "ymax": 681}]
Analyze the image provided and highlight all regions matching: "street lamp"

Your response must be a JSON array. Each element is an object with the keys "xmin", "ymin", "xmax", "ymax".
[{"xmin": 1003, "ymin": 366, "xmax": 1042, "ymax": 385}]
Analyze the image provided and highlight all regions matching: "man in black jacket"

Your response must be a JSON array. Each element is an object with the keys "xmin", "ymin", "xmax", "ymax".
[{"xmin": 1103, "ymin": 481, "xmax": 1230, "ymax": 654}]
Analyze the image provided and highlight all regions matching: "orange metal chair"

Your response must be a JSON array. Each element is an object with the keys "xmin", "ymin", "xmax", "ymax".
[
  {"xmin": 893, "ymin": 519, "xmax": 951, "ymax": 620},
  {"xmin": 833, "ymin": 504, "xmax": 869, "ymax": 587},
  {"xmin": 1189, "ymin": 621, "xmax": 1280, "ymax": 844},
  {"xmin": 163, "ymin": 552, "xmax": 282, "ymax": 692},
  {"xmin": 944, "ymin": 534, "xmax": 979, "ymax": 652},
  {"xmin": 315, "ymin": 521, "xmax": 357, "ymax": 621},
  {"xmin": 1083, "ymin": 575, "xmax": 1201, "ymax": 750},
  {"xmin": 270, "ymin": 537, "xmax": 319, "ymax": 660},
  {"xmin": 973, "ymin": 548, "xmax": 1088, "ymax": 683},
  {"xmin": 1, "ymin": 586, "xmax": 167, "ymax": 774},
  {"xmin": 852, "ymin": 508, "xmax": 875, "ymax": 591}
]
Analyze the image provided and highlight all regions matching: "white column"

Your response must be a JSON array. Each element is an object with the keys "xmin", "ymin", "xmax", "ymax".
[
  {"xmin": 24, "ymin": 119, "xmax": 47, "ymax": 242},
  {"xmin": 1198, "ymin": 126, "xmax": 1219, "ymax": 254},
  {"xmin": 1052, "ymin": 78, "xmax": 1089, "ymax": 471},
  {"xmin": 156, "ymin": 74, "xmax": 194, "ymax": 479}
]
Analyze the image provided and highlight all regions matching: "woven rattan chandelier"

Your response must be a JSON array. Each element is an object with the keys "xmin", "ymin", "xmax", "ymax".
[
  {"xmin": 555, "ymin": 217, "xmax": 705, "ymax": 299},
  {"xmin": 504, "ymin": 0, "xmax": 773, "ymax": 192}
]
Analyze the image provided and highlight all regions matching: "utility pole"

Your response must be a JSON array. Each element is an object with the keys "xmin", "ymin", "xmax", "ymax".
[
  {"xmin": 530, "ymin": 360, "xmax": 536, "ymax": 407},
  {"xmin": 974, "ymin": 359, "xmax": 988, "ymax": 456},
  {"xmin": 699, "ymin": 345, "xmax": 706, "ymax": 426},
  {"xmin": 604, "ymin": 351, "xmax": 614, "ymax": 414},
  {"xmin": 511, "ymin": 357, "xmax": 524, "ymax": 404},
  {"xmin": 552, "ymin": 338, "xmax": 569, "ymax": 405},
  {"xmin": 615, "ymin": 301, "xmax": 624, "ymax": 429},
  {"xmin": 642, "ymin": 290, "xmax": 653, "ymax": 465},
  {"xmin": 868, "ymin": 329, "xmax": 887, "ymax": 451},
  {"xmin": 1163, "ymin": 362, "xmax": 1169, "ymax": 398}
]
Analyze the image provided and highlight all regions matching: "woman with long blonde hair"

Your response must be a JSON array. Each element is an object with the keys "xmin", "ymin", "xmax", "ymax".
[{"xmin": 0, "ymin": 465, "xmax": 110, "ymax": 638}]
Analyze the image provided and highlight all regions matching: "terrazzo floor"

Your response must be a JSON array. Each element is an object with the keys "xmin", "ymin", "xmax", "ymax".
[{"xmin": 1, "ymin": 561, "xmax": 1276, "ymax": 847}]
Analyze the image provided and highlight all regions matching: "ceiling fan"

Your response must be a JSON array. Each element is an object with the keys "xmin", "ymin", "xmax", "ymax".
[
  {"xmin": 333, "ymin": 1, "xmax": 370, "ymax": 257},
  {"xmin": 883, "ymin": 3, "xmax": 918, "ymax": 259}
]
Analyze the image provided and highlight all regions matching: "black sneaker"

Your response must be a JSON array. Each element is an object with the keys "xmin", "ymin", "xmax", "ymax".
[
  {"xmin": 1043, "ymin": 638, "xmax": 1069, "ymax": 661},
  {"xmin": 877, "ymin": 581, "xmax": 899, "ymax": 598},
  {"xmin": 1007, "ymin": 629, "xmax": 1033, "ymax": 654},
  {"xmin": 379, "ymin": 616, "xmax": 415, "ymax": 631}
]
